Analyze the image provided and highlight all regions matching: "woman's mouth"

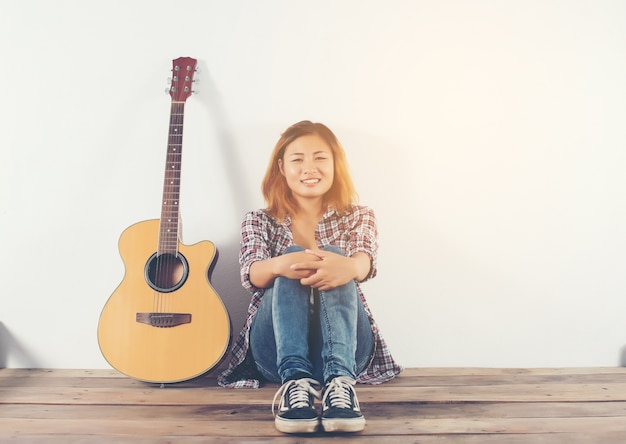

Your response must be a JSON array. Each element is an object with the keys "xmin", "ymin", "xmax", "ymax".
[{"xmin": 301, "ymin": 178, "xmax": 320, "ymax": 184}]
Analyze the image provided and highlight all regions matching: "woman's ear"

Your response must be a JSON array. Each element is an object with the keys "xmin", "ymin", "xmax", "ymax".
[{"xmin": 278, "ymin": 158, "xmax": 285, "ymax": 176}]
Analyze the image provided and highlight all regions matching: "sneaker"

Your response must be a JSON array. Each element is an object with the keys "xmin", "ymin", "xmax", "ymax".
[
  {"xmin": 272, "ymin": 378, "xmax": 321, "ymax": 434},
  {"xmin": 320, "ymin": 376, "xmax": 366, "ymax": 433}
]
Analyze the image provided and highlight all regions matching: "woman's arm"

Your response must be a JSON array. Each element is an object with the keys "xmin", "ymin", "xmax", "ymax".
[
  {"xmin": 291, "ymin": 250, "xmax": 371, "ymax": 291},
  {"xmin": 249, "ymin": 251, "xmax": 322, "ymax": 289}
]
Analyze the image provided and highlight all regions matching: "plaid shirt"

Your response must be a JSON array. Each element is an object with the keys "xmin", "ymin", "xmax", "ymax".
[{"xmin": 217, "ymin": 205, "xmax": 402, "ymax": 388}]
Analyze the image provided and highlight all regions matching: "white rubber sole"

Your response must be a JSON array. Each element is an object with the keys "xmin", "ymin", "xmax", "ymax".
[
  {"xmin": 275, "ymin": 416, "xmax": 319, "ymax": 434},
  {"xmin": 321, "ymin": 416, "xmax": 366, "ymax": 433}
]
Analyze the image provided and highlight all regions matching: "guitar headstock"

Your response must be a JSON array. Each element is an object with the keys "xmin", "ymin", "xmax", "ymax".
[{"xmin": 169, "ymin": 57, "xmax": 197, "ymax": 102}]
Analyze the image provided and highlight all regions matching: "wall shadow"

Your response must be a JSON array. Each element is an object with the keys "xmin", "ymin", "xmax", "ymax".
[
  {"xmin": 209, "ymin": 239, "xmax": 251, "ymax": 341},
  {"xmin": 194, "ymin": 59, "xmax": 253, "ymax": 213},
  {"xmin": 0, "ymin": 322, "xmax": 42, "ymax": 368},
  {"xmin": 194, "ymin": 59, "xmax": 255, "ymax": 369}
]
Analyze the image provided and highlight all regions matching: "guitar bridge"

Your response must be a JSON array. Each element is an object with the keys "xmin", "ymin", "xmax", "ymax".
[{"xmin": 136, "ymin": 313, "xmax": 191, "ymax": 328}]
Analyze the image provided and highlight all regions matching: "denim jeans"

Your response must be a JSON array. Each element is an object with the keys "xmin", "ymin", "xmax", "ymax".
[{"xmin": 250, "ymin": 245, "xmax": 374, "ymax": 384}]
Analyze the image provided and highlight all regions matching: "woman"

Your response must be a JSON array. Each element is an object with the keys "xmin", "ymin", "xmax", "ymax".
[{"xmin": 218, "ymin": 121, "xmax": 402, "ymax": 434}]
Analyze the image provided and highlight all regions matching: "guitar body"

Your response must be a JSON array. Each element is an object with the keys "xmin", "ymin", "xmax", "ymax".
[
  {"xmin": 98, "ymin": 219, "xmax": 230, "ymax": 383},
  {"xmin": 98, "ymin": 57, "xmax": 230, "ymax": 383}
]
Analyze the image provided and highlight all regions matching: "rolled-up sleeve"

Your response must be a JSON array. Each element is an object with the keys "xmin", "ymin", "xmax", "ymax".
[
  {"xmin": 345, "ymin": 207, "xmax": 378, "ymax": 282},
  {"xmin": 239, "ymin": 211, "xmax": 272, "ymax": 293}
]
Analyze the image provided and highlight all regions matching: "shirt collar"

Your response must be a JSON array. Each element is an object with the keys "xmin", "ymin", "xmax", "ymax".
[{"xmin": 283, "ymin": 206, "xmax": 339, "ymax": 226}]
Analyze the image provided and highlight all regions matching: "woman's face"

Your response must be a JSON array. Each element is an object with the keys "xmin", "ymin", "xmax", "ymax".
[{"xmin": 279, "ymin": 134, "xmax": 334, "ymax": 203}]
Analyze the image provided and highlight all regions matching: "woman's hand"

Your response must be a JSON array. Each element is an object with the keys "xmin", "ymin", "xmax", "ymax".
[
  {"xmin": 290, "ymin": 249, "xmax": 371, "ymax": 291},
  {"xmin": 276, "ymin": 251, "xmax": 322, "ymax": 280},
  {"xmin": 249, "ymin": 251, "xmax": 321, "ymax": 288}
]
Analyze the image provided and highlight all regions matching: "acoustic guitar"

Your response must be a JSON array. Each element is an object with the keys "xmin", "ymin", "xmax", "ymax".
[{"xmin": 97, "ymin": 57, "xmax": 230, "ymax": 383}]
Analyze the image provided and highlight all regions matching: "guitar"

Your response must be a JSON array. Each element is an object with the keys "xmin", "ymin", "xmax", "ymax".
[{"xmin": 97, "ymin": 57, "xmax": 230, "ymax": 383}]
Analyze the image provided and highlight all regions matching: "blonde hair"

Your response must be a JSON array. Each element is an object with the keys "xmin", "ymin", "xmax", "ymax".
[{"xmin": 262, "ymin": 121, "xmax": 357, "ymax": 220}]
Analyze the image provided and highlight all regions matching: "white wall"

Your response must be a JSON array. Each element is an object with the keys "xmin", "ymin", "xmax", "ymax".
[{"xmin": 2, "ymin": 0, "xmax": 625, "ymax": 370}]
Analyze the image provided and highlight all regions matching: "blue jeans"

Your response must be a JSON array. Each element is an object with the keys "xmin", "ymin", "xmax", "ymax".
[{"xmin": 250, "ymin": 245, "xmax": 374, "ymax": 384}]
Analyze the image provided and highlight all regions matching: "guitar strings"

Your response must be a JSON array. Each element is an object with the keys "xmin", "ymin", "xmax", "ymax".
[{"xmin": 154, "ymin": 99, "xmax": 185, "ymax": 316}]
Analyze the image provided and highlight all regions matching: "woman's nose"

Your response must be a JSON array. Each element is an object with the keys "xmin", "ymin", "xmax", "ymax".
[{"xmin": 302, "ymin": 163, "xmax": 317, "ymax": 174}]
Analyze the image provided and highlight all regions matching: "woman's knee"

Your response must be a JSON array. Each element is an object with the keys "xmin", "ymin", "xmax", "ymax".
[
  {"xmin": 288, "ymin": 245, "xmax": 343, "ymax": 255},
  {"xmin": 322, "ymin": 245, "xmax": 344, "ymax": 255},
  {"xmin": 285, "ymin": 245, "xmax": 306, "ymax": 254}
]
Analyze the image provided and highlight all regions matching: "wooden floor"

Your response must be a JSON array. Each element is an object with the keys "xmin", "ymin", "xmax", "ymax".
[{"xmin": 1, "ymin": 367, "xmax": 626, "ymax": 443}]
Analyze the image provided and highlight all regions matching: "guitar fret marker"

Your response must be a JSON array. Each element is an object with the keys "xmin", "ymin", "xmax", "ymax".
[{"xmin": 158, "ymin": 62, "xmax": 192, "ymax": 255}]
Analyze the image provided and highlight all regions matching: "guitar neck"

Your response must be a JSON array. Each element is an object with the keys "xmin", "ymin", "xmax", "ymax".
[
  {"xmin": 158, "ymin": 101, "xmax": 186, "ymax": 255},
  {"xmin": 156, "ymin": 56, "xmax": 197, "ymax": 256}
]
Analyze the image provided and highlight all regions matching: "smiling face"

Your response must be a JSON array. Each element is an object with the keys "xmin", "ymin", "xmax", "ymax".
[{"xmin": 278, "ymin": 133, "xmax": 335, "ymax": 206}]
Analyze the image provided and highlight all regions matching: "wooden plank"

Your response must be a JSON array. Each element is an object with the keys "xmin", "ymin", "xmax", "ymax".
[
  {"xmin": 398, "ymin": 367, "xmax": 626, "ymax": 376},
  {"xmin": 1, "ymin": 415, "xmax": 625, "ymax": 437},
  {"xmin": 2, "ymin": 401, "xmax": 626, "ymax": 421},
  {"xmin": 3, "ymin": 382, "xmax": 626, "ymax": 405},
  {"xmin": 359, "ymin": 383, "xmax": 626, "ymax": 403},
  {"xmin": 0, "ymin": 433, "xmax": 622, "ymax": 444},
  {"xmin": 2, "ymin": 367, "xmax": 625, "ymax": 379},
  {"xmin": 386, "ymin": 373, "xmax": 626, "ymax": 386},
  {"xmin": 1, "ymin": 368, "xmax": 625, "ymax": 443},
  {"xmin": 4, "ymin": 368, "xmax": 626, "ymax": 394},
  {"xmin": 4, "ymin": 372, "xmax": 626, "ymax": 389},
  {"xmin": 0, "ymin": 369, "xmax": 124, "ymax": 378}
]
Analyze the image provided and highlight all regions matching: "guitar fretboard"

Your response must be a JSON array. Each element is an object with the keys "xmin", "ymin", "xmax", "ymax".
[{"xmin": 158, "ymin": 102, "xmax": 185, "ymax": 255}]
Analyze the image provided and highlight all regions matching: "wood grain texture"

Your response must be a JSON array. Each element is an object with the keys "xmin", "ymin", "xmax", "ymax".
[{"xmin": 1, "ymin": 368, "xmax": 625, "ymax": 443}]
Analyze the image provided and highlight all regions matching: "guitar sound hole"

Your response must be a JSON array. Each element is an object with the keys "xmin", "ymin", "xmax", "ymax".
[{"xmin": 145, "ymin": 252, "xmax": 189, "ymax": 293}]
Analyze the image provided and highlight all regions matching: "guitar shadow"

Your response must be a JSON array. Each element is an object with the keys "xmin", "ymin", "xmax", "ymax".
[
  {"xmin": 0, "ymin": 321, "xmax": 42, "ymax": 368},
  {"xmin": 193, "ymin": 60, "xmax": 255, "ymax": 372},
  {"xmin": 208, "ymin": 238, "xmax": 251, "ymax": 372},
  {"xmin": 194, "ymin": 59, "xmax": 253, "ymax": 215}
]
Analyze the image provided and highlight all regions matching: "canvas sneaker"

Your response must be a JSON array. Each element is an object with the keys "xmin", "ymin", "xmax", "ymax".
[
  {"xmin": 320, "ymin": 376, "xmax": 366, "ymax": 433},
  {"xmin": 272, "ymin": 378, "xmax": 322, "ymax": 434}
]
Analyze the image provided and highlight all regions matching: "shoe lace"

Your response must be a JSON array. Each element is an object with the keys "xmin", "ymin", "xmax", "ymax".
[
  {"xmin": 272, "ymin": 378, "xmax": 321, "ymax": 417},
  {"xmin": 322, "ymin": 376, "xmax": 358, "ymax": 410}
]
